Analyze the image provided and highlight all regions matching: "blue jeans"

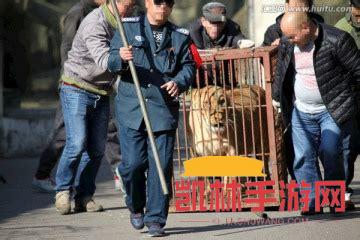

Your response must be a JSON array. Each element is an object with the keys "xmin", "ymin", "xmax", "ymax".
[
  {"xmin": 291, "ymin": 107, "xmax": 345, "ymax": 208},
  {"xmin": 117, "ymin": 121, "xmax": 175, "ymax": 227},
  {"xmin": 56, "ymin": 85, "xmax": 109, "ymax": 200}
]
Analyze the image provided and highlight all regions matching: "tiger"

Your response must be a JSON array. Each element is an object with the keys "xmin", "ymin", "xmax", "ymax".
[
  {"xmin": 187, "ymin": 85, "xmax": 270, "ymax": 200},
  {"xmin": 188, "ymin": 85, "xmax": 269, "ymax": 159},
  {"xmin": 188, "ymin": 86, "xmax": 237, "ymax": 157},
  {"xmin": 228, "ymin": 85, "xmax": 269, "ymax": 158}
]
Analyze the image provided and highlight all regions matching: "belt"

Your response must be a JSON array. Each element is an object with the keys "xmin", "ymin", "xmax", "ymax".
[{"xmin": 62, "ymin": 81, "xmax": 81, "ymax": 89}]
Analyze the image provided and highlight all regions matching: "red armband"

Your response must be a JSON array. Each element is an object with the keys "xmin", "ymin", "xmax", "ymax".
[{"xmin": 190, "ymin": 42, "xmax": 202, "ymax": 69}]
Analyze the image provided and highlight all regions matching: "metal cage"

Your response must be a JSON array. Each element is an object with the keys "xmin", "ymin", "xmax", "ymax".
[{"xmin": 170, "ymin": 46, "xmax": 287, "ymax": 212}]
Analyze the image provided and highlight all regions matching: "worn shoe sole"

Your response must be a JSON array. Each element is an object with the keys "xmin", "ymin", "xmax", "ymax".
[{"xmin": 55, "ymin": 204, "xmax": 71, "ymax": 215}]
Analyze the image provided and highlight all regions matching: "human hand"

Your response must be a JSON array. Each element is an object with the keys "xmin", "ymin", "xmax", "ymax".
[
  {"xmin": 161, "ymin": 81, "xmax": 179, "ymax": 97},
  {"xmin": 237, "ymin": 39, "xmax": 255, "ymax": 49},
  {"xmin": 271, "ymin": 38, "xmax": 280, "ymax": 46},
  {"xmin": 272, "ymin": 100, "xmax": 281, "ymax": 113},
  {"xmin": 119, "ymin": 46, "xmax": 133, "ymax": 62}
]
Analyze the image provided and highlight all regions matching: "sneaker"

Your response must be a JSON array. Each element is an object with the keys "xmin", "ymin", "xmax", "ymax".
[
  {"xmin": 74, "ymin": 197, "xmax": 104, "ymax": 213},
  {"xmin": 32, "ymin": 177, "xmax": 56, "ymax": 193},
  {"xmin": 55, "ymin": 191, "xmax": 71, "ymax": 215},
  {"xmin": 114, "ymin": 167, "xmax": 126, "ymax": 195},
  {"xmin": 130, "ymin": 212, "xmax": 144, "ymax": 230},
  {"xmin": 147, "ymin": 223, "xmax": 166, "ymax": 237},
  {"xmin": 345, "ymin": 192, "xmax": 352, "ymax": 202}
]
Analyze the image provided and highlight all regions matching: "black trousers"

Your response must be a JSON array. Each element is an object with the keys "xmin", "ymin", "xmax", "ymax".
[{"xmin": 346, "ymin": 112, "xmax": 360, "ymax": 190}]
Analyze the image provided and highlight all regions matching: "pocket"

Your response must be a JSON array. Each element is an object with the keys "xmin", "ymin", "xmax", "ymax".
[{"xmin": 60, "ymin": 87, "xmax": 87, "ymax": 116}]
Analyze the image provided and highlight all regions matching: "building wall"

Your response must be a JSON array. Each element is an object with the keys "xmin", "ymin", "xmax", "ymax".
[
  {"xmin": 0, "ymin": 112, "xmax": 55, "ymax": 158},
  {"xmin": 246, "ymin": 0, "xmax": 285, "ymax": 45}
]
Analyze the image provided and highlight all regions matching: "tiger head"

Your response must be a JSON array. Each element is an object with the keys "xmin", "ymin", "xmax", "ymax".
[{"xmin": 191, "ymin": 86, "xmax": 229, "ymax": 132}]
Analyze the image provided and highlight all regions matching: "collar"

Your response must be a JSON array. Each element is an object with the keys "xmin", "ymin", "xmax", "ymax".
[
  {"xmin": 311, "ymin": 19, "xmax": 323, "ymax": 50},
  {"xmin": 144, "ymin": 16, "xmax": 171, "ymax": 53},
  {"xmin": 101, "ymin": 4, "xmax": 117, "ymax": 29},
  {"xmin": 201, "ymin": 27, "xmax": 226, "ymax": 48}
]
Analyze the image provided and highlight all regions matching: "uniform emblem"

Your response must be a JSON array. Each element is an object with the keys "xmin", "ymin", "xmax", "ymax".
[
  {"xmin": 122, "ymin": 17, "xmax": 140, "ymax": 22},
  {"xmin": 175, "ymin": 28, "xmax": 189, "ymax": 35},
  {"xmin": 135, "ymin": 35, "xmax": 144, "ymax": 42}
]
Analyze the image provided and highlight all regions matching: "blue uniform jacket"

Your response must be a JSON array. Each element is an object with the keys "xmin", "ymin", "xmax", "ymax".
[{"xmin": 108, "ymin": 15, "xmax": 195, "ymax": 132}]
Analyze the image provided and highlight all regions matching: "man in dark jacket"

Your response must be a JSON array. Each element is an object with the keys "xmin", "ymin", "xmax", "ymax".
[
  {"xmin": 272, "ymin": 12, "xmax": 360, "ymax": 215},
  {"xmin": 189, "ymin": 2, "xmax": 249, "ymax": 50},
  {"xmin": 108, "ymin": 0, "xmax": 195, "ymax": 235},
  {"xmin": 262, "ymin": 0, "xmax": 324, "ymax": 182},
  {"xmin": 189, "ymin": 2, "xmax": 253, "ymax": 87}
]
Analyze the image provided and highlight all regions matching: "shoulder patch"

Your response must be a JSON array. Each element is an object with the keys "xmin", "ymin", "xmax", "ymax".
[
  {"xmin": 122, "ymin": 17, "xmax": 140, "ymax": 23},
  {"xmin": 175, "ymin": 28, "xmax": 189, "ymax": 36}
]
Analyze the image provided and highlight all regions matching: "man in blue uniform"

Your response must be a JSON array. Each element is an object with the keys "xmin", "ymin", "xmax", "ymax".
[{"xmin": 108, "ymin": 0, "xmax": 195, "ymax": 237}]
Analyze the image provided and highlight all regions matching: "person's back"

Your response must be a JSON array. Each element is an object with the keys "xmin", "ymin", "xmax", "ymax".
[
  {"xmin": 61, "ymin": 0, "xmax": 101, "ymax": 65},
  {"xmin": 62, "ymin": 5, "xmax": 117, "ymax": 95}
]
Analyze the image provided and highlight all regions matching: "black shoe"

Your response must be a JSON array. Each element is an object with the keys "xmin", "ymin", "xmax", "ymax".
[
  {"xmin": 130, "ymin": 213, "xmax": 144, "ymax": 230},
  {"xmin": 147, "ymin": 223, "xmax": 166, "ymax": 237},
  {"xmin": 300, "ymin": 207, "xmax": 323, "ymax": 216},
  {"xmin": 345, "ymin": 200, "xmax": 356, "ymax": 211}
]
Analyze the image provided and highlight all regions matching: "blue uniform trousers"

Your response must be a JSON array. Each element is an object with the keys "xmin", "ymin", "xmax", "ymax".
[{"xmin": 118, "ymin": 121, "xmax": 175, "ymax": 227}]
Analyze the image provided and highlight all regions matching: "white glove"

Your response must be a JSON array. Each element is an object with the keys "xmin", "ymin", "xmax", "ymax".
[
  {"xmin": 237, "ymin": 39, "xmax": 255, "ymax": 49},
  {"xmin": 271, "ymin": 38, "xmax": 280, "ymax": 46},
  {"xmin": 272, "ymin": 100, "xmax": 281, "ymax": 113}
]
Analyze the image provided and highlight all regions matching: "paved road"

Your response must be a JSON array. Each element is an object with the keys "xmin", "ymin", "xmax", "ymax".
[{"xmin": 0, "ymin": 157, "xmax": 359, "ymax": 240}]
